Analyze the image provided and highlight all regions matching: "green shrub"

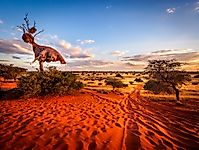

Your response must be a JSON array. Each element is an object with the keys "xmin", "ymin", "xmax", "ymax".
[
  {"xmin": 17, "ymin": 68, "xmax": 84, "ymax": 98},
  {"xmin": 0, "ymin": 64, "xmax": 27, "ymax": 81},
  {"xmin": 105, "ymin": 77, "xmax": 126, "ymax": 90}
]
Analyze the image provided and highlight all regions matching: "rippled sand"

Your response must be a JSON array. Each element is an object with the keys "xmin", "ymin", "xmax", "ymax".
[{"xmin": 0, "ymin": 90, "xmax": 199, "ymax": 150}]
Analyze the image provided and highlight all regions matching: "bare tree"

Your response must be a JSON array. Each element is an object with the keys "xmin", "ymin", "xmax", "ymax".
[
  {"xmin": 144, "ymin": 59, "xmax": 191, "ymax": 102},
  {"xmin": 17, "ymin": 13, "xmax": 66, "ymax": 71}
]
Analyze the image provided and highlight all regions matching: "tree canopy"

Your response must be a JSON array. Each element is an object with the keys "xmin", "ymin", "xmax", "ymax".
[{"xmin": 144, "ymin": 59, "xmax": 191, "ymax": 101}]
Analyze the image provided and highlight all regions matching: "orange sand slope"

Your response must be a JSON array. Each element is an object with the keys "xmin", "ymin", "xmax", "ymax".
[{"xmin": 0, "ymin": 90, "xmax": 199, "ymax": 150}]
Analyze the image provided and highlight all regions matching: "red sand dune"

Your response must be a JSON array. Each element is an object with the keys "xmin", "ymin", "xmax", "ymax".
[{"xmin": 0, "ymin": 89, "xmax": 199, "ymax": 150}]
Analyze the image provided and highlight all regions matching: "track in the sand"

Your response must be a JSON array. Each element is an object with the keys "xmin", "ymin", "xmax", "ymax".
[{"xmin": 0, "ymin": 90, "xmax": 199, "ymax": 150}]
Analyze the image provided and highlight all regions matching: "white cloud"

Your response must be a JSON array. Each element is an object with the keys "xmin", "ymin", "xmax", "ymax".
[
  {"xmin": 195, "ymin": 7, "xmax": 199, "ymax": 12},
  {"xmin": 58, "ymin": 40, "xmax": 94, "ymax": 59},
  {"xmin": 59, "ymin": 40, "xmax": 72, "ymax": 49},
  {"xmin": 77, "ymin": 39, "xmax": 95, "ymax": 44},
  {"xmin": 69, "ymin": 46, "xmax": 94, "ymax": 59},
  {"xmin": 111, "ymin": 50, "xmax": 125, "ymax": 56},
  {"xmin": 195, "ymin": 2, "xmax": 199, "ymax": 12},
  {"xmin": 0, "ymin": 19, "xmax": 3, "ymax": 24},
  {"xmin": 166, "ymin": 8, "xmax": 176, "ymax": 14}
]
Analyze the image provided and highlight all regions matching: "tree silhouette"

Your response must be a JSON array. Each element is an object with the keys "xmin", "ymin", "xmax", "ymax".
[
  {"xmin": 17, "ymin": 14, "xmax": 66, "ymax": 71},
  {"xmin": 144, "ymin": 59, "xmax": 191, "ymax": 102}
]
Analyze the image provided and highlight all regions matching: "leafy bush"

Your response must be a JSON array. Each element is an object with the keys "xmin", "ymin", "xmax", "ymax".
[
  {"xmin": 0, "ymin": 64, "xmax": 27, "ymax": 81},
  {"xmin": 115, "ymin": 73, "xmax": 123, "ymax": 79},
  {"xmin": 17, "ymin": 68, "xmax": 84, "ymax": 98},
  {"xmin": 144, "ymin": 80, "xmax": 173, "ymax": 94},
  {"xmin": 123, "ymin": 84, "xmax": 128, "ymax": 87},
  {"xmin": 105, "ymin": 77, "xmax": 126, "ymax": 90},
  {"xmin": 134, "ymin": 78, "xmax": 143, "ymax": 82}
]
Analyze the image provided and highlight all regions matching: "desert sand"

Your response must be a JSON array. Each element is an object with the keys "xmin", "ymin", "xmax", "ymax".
[{"xmin": 0, "ymin": 87, "xmax": 199, "ymax": 150}]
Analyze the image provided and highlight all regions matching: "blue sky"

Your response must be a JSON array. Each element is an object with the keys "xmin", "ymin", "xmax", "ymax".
[{"xmin": 0, "ymin": 0, "xmax": 199, "ymax": 71}]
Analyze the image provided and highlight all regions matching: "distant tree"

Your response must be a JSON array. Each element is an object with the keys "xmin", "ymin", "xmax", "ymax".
[
  {"xmin": 144, "ymin": 59, "xmax": 191, "ymax": 102},
  {"xmin": 134, "ymin": 78, "xmax": 143, "ymax": 82},
  {"xmin": 115, "ymin": 73, "xmax": 123, "ymax": 79},
  {"xmin": 105, "ymin": 77, "xmax": 125, "ymax": 90}
]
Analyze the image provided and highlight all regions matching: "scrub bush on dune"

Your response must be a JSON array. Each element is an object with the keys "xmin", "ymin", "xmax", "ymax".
[{"xmin": 17, "ymin": 67, "xmax": 84, "ymax": 98}]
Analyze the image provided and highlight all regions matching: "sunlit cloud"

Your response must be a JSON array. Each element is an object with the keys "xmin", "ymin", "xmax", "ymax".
[
  {"xmin": 0, "ymin": 39, "xmax": 32, "ymax": 55},
  {"xmin": 111, "ymin": 50, "xmax": 125, "ymax": 56},
  {"xmin": 166, "ymin": 8, "xmax": 176, "ymax": 14},
  {"xmin": 77, "ymin": 39, "xmax": 95, "ymax": 44},
  {"xmin": 59, "ymin": 40, "xmax": 72, "ymax": 49},
  {"xmin": 122, "ymin": 49, "xmax": 199, "ymax": 71},
  {"xmin": 58, "ymin": 40, "xmax": 94, "ymax": 59},
  {"xmin": 69, "ymin": 47, "xmax": 94, "ymax": 59}
]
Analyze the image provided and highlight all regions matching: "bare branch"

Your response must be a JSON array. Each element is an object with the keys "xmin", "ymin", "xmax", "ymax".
[
  {"xmin": 22, "ymin": 23, "xmax": 28, "ymax": 31},
  {"xmin": 16, "ymin": 25, "xmax": 25, "ymax": 33},
  {"xmin": 33, "ymin": 21, "xmax": 36, "ymax": 27},
  {"xmin": 24, "ymin": 13, "xmax": 30, "ymax": 30},
  {"xmin": 34, "ymin": 29, "xmax": 44, "ymax": 37}
]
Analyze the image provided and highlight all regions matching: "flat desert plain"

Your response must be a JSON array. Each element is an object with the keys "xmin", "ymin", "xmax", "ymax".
[{"xmin": 0, "ymin": 72, "xmax": 199, "ymax": 150}]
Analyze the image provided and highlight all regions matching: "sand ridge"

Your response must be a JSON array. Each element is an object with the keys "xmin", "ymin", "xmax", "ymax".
[{"xmin": 0, "ymin": 89, "xmax": 199, "ymax": 150}]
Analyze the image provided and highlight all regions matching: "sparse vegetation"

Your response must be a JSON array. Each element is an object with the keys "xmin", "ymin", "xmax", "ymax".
[
  {"xmin": 98, "ymin": 83, "xmax": 103, "ymax": 86},
  {"xmin": 193, "ymin": 74, "xmax": 199, "ymax": 78},
  {"xmin": 115, "ymin": 73, "xmax": 123, "ymax": 79},
  {"xmin": 0, "ymin": 64, "xmax": 27, "ymax": 81},
  {"xmin": 129, "ymin": 81, "xmax": 134, "ymax": 85},
  {"xmin": 18, "ymin": 67, "xmax": 84, "ymax": 98},
  {"xmin": 105, "ymin": 77, "xmax": 126, "ymax": 90},
  {"xmin": 144, "ymin": 59, "xmax": 191, "ymax": 102},
  {"xmin": 134, "ymin": 78, "xmax": 143, "ymax": 82},
  {"xmin": 96, "ymin": 89, "xmax": 109, "ymax": 94},
  {"xmin": 192, "ymin": 82, "xmax": 198, "ymax": 85}
]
